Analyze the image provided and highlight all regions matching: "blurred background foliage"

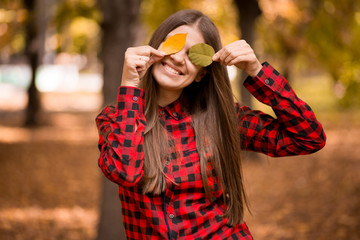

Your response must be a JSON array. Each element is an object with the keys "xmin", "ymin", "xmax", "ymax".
[
  {"xmin": 257, "ymin": 0, "xmax": 360, "ymax": 108},
  {"xmin": 1, "ymin": 1, "xmax": 360, "ymax": 239},
  {"xmin": 1, "ymin": 0, "xmax": 360, "ymax": 106},
  {"xmin": 0, "ymin": 0, "xmax": 359, "ymax": 108},
  {"xmin": 55, "ymin": 0, "xmax": 100, "ymax": 67},
  {"xmin": 0, "ymin": 0, "xmax": 27, "ymax": 58},
  {"xmin": 140, "ymin": 0, "xmax": 240, "ymax": 45}
]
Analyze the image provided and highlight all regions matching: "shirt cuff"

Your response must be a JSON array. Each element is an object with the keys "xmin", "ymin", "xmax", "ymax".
[
  {"xmin": 243, "ymin": 62, "xmax": 295, "ymax": 102},
  {"xmin": 116, "ymin": 86, "xmax": 146, "ymax": 113}
]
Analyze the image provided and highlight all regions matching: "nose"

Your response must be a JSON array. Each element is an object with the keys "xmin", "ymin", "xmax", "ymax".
[{"xmin": 170, "ymin": 49, "xmax": 186, "ymax": 65}]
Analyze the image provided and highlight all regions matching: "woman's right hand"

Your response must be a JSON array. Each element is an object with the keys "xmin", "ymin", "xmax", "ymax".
[{"xmin": 121, "ymin": 46, "xmax": 165, "ymax": 87}]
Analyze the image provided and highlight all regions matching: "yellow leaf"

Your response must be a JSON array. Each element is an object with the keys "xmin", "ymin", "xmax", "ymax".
[{"xmin": 160, "ymin": 33, "xmax": 187, "ymax": 55}]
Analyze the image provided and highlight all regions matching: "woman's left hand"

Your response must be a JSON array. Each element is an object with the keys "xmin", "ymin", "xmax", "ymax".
[{"xmin": 212, "ymin": 40, "xmax": 262, "ymax": 77}]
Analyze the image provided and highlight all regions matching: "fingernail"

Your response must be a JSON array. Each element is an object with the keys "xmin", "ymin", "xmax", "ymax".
[{"xmin": 160, "ymin": 51, "xmax": 166, "ymax": 56}]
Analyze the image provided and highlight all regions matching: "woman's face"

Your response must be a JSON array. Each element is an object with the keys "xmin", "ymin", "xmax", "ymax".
[{"xmin": 152, "ymin": 25, "xmax": 205, "ymax": 104}]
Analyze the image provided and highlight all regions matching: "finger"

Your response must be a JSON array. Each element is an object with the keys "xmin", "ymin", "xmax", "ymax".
[
  {"xmin": 228, "ymin": 53, "xmax": 258, "ymax": 67},
  {"xmin": 129, "ymin": 54, "xmax": 150, "ymax": 64},
  {"xmin": 221, "ymin": 47, "xmax": 238, "ymax": 64},
  {"xmin": 136, "ymin": 55, "xmax": 161, "ymax": 73},
  {"xmin": 137, "ymin": 46, "xmax": 165, "ymax": 57},
  {"xmin": 135, "ymin": 60, "xmax": 148, "ymax": 73},
  {"xmin": 128, "ymin": 46, "xmax": 165, "ymax": 58},
  {"xmin": 142, "ymin": 47, "xmax": 165, "ymax": 67},
  {"xmin": 138, "ymin": 56, "xmax": 150, "ymax": 63},
  {"xmin": 212, "ymin": 48, "xmax": 226, "ymax": 62},
  {"xmin": 227, "ymin": 55, "xmax": 248, "ymax": 67},
  {"xmin": 149, "ymin": 47, "xmax": 166, "ymax": 57},
  {"xmin": 125, "ymin": 46, "xmax": 165, "ymax": 74},
  {"xmin": 213, "ymin": 40, "xmax": 250, "ymax": 61},
  {"xmin": 147, "ymin": 54, "xmax": 164, "ymax": 67},
  {"xmin": 225, "ymin": 49, "xmax": 256, "ymax": 66},
  {"xmin": 224, "ymin": 47, "xmax": 254, "ymax": 65},
  {"xmin": 135, "ymin": 59, "xmax": 147, "ymax": 68},
  {"xmin": 223, "ymin": 51, "xmax": 241, "ymax": 65},
  {"xmin": 213, "ymin": 41, "xmax": 239, "ymax": 61}
]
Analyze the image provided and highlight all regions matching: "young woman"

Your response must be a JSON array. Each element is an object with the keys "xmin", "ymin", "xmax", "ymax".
[{"xmin": 96, "ymin": 9, "xmax": 326, "ymax": 239}]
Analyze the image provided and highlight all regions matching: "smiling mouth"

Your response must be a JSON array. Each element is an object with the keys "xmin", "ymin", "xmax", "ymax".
[{"xmin": 162, "ymin": 63, "xmax": 182, "ymax": 75}]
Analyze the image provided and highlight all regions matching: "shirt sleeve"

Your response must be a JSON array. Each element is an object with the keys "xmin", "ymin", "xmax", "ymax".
[
  {"xmin": 237, "ymin": 62, "xmax": 326, "ymax": 157},
  {"xmin": 96, "ymin": 86, "xmax": 146, "ymax": 186}
]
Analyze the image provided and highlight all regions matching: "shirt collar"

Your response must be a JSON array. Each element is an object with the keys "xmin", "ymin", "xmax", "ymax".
[{"xmin": 158, "ymin": 98, "xmax": 186, "ymax": 120}]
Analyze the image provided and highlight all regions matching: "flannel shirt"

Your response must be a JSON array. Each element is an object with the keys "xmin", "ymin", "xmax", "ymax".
[{"xmin": 96, "ymin": 62, "xmax": 326, "ymax": 239}]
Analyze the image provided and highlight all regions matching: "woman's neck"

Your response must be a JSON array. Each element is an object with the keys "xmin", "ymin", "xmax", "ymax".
[{"xmin": 157, "ymin": 89, "xmax": 183, "ymax": 107}]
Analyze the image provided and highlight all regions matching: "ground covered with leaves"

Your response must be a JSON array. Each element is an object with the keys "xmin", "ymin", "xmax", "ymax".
[{"xmin": 0, "ymin": 109, "xmax": 359, "ymax": 240}]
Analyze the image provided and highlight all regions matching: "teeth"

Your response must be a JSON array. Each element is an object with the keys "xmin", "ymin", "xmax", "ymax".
[{"xmin": 164, "ymin": 64, "xmax": 180, "ymax": 75}]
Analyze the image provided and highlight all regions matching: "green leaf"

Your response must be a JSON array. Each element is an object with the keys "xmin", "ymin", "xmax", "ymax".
[{"xmin": 188, "ymin": 43, "xmax": 215, "ymax": 67}]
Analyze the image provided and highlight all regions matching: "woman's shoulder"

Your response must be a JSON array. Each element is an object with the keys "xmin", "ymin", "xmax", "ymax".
[{"xmin": 234, "ymin": 102, "xmax": 264, "ymax": 122}]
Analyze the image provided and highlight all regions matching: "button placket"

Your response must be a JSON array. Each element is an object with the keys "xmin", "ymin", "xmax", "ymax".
[{"xmin": 164, "ymin": 185, "xmax": 175, "ymax": 227}]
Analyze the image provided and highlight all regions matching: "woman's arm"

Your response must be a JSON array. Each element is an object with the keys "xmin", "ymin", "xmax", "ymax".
[
  {"xmin": 237, "ymin": 62, "xmax": 326, "ymax": 157},
  {"xmin": 96, "ymin": 45, "xmax": 164, "ymax": 186},
  {"xmin": 213, "ymin": 40, "xmax": 325, "ymax": 156},
  {"xmin": 96, "ymin": 86, "xmax": 147, "ymax": 186}
]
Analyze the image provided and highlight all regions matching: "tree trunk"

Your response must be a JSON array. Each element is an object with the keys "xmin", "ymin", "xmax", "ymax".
[
  {"xmin": 98, "ymin": 0, "xmax": 142, "ymax": 105},
  {"xmin": 23, "ymin": 0, "xmax": 42, "ymax": 126},
  {"xmin": 25, "ymin": 52, "xmax": 40, "ymax": 126},
  {"xmin": 96, "ymin": 1, "xmax": 142, "ymax": 239},
  {"xmin": 233, "ymin": 0, "xmax": 261, "ymax": 107}
]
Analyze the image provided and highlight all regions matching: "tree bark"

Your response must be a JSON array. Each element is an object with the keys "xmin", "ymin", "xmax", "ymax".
[
  {"xmin": 23, "ymin": 0, "xmax": 42, "ymax": 126},
  {"xmin": 233, "ymin": 0, "xmax": 261, "ymax": 107},
  {"xmin": 96, "ymin": 1, "xmax": 142, "ymax": 239},
  {"xmin": 98, "ymin": 0, "xmax": 142, "ymax": 105}
]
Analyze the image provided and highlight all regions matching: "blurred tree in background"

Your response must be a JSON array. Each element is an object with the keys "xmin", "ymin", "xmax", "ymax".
[
  {"xmin": 55, "ymin": 0, "xmax": 100, "ymax": 68},
  {"xmin": 0, "ymin": 0, "xmax": 101, "ymax": 125},
  {"xmin": 1, "ymin": 0, "xmax": 360, "ymax": 239},
  {"xmin": 22, "ymin": 0, "xmax": 49, "ymax": 126},
  {"xmin": 233, "ymin": 0, "xmax": 261, "ymax": 106},
  {"xmin": 1, "ymin": 0, "xmax": 360, "ymax": 122},
  {"xmin": 0, "ymin": 0, "xmax": 27, "ymax": 61},
  {"xmin": 257, "ymin": 0, "xmax": 360, "ymax": 108},
  {"xmin": 140, "ymin": 0, "xmax": 239, "ymax": 43},
  {"xmin": 95, "ymin": 1, "xmax": 142, "ymax": 239},
  {"xmin": 305, "ymin": 0, "xmax": 360, "ymax": 107},
  {"xmin": 0, "ymin": 0, "xmax": 42, "ymax": 125}
]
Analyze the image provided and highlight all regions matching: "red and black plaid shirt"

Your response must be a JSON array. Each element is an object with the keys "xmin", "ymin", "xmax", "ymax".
[{"xmin": 96, "ymin": 62, "xmax": 326, "ymax": 239}]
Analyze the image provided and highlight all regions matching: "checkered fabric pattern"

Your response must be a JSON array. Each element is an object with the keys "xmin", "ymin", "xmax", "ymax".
[{"xmin": 96, "ymin": 62, "xmax": 326, "ymax": 239}]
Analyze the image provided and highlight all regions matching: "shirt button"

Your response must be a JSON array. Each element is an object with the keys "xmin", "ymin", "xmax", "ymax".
[
  {"xmin": 265, "ymin": 79, "xmax": 270, "ymax": 85},
  {"xmin": 169, "ymin": 214, "xmax": 174, "ymax": 219},
  {"xmin": 133, "ymin": 96, "xmax": 138, "ymax": 101},
  {"xmin": 165, "ymin": 160, "xmax": 170, "ymax": 166},
  {"xmin": 160, "ymin": 110, "xmax": 165, "ymax": 115},
  {"xmin": 173, "ymin": 113, "xmax": 178, "ymax": 118}
]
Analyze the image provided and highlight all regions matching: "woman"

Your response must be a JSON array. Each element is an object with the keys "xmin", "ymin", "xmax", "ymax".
[{"xmin": 96, "ymin": 9, "xmax": 326, "ymax": 239}]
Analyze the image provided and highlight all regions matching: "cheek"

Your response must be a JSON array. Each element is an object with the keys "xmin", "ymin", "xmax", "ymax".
[
  {"xmin": 151, "ymin": 63, "xmax": 161, "ymax": 81},
  {"xmin": 188, "ymin": 65, "xmax": 202, "ymax": 78}
]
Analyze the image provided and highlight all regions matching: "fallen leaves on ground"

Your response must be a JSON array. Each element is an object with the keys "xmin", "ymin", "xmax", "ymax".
[{"xmin": 0, "ymin": 108, "xmax": 360, "ymax": 240}]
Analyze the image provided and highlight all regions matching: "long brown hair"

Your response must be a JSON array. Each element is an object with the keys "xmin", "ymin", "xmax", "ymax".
[{"xmin": 140, "ymin": 9, "xmax": 248, "ymax": 226}]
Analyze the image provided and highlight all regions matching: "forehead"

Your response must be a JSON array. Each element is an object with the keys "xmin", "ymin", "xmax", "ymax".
[{"xmin": 166, "ymin": 25, "xmax": 205, "ymax": 44}]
